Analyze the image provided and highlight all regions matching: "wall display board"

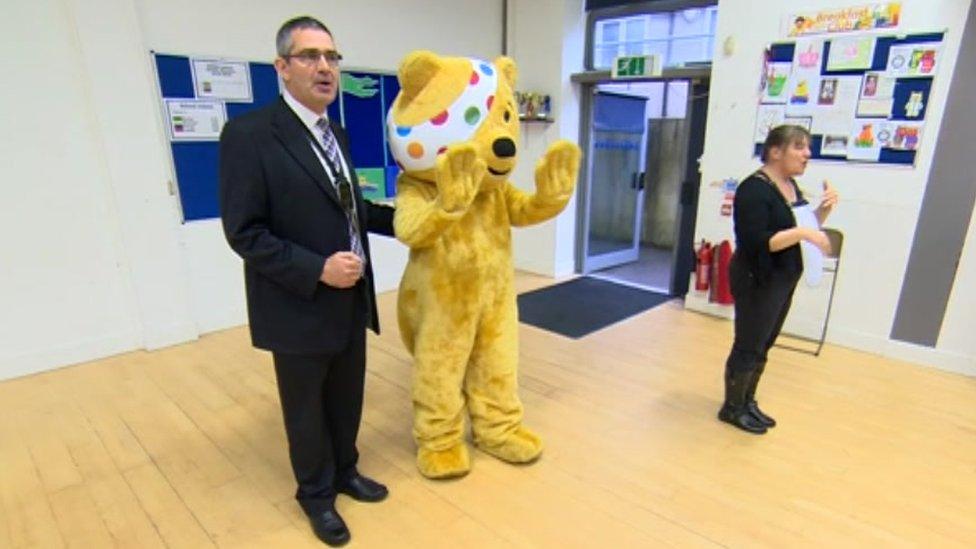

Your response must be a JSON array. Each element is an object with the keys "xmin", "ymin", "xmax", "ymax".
[
  {"xmin": 152, "ymin": 53, "xmax": 400, "ymax": 221},
  {"xmin": 754, "ymin": 30, "xmax": 944, "ymax": 166}
]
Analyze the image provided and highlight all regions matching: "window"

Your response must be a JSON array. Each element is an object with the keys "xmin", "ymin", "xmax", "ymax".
[{"xmin": 592, "ymin": 6, "xmax": 719, "ymax": 70}]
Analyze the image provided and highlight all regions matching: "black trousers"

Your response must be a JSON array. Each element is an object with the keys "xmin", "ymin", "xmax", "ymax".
[
  {"xmin": 725, "ymin": 253, "xmax": 801, "ymax": 374},
  {"xmin": 272, "ymin": 300, "xmax": 368, "ymax": 516}
]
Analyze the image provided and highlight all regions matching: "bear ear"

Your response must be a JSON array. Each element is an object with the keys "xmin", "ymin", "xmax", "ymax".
[
  {"xmin": 494, "ymin": 56, "xmax": 518, "ymax": 87},
  {"xmin": 398, "ymin": 50, "xmax": 442, "ymax": 102}
]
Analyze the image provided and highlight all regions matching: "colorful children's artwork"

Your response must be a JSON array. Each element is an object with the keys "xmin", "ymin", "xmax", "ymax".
[
  {"xmin": 757, "ymin": 27, "xmax": 939, "ymax": 166},
  {"xmin": 890, "ymin": 78, "xmax": 932, "ymax": 120},
  {"xmin": 793, "ymin": 40, "xmax": 825, "ymax": 72},
  {"xmin": 889, "ymin": 122, "xmax": 923, "ymax": 150},
  {"xmin": 785, "ymin": 40, "xmax": 824, "ymax": 114},
  {"xmin": 754, "ymin": 104, "xmax": 786, "ymax": 143},
  {"xmin": 904, "ymin": 91, "xmax": 925, "ymax": 118},
  {"xmin": 821, "ymin": 134, "xmax": 849, "ymax": 157},
  {"xmin": 818, "ymin": 78, "xmax": 838, "ymax": 105},
  {"xmin": 873, "ymin": 121, "xmax": 895, "ymax": 148},
  {"xmin": 886, "ymin": 43, "xmax": 941, "ymax": 77},
  {"xmin": 848, "ymin": 118, "xmax": 883, "ymax": 161},
  {"xmin": 790, "ymin": 79, "xmax": 813, "ymax": 104},
  {"xmin": 826, "ymin": 36, "xmax": 877, "ymax": 71},
  {"xmin": 761, "ymin": 62, "xmax": 792, "ymax": 103}
]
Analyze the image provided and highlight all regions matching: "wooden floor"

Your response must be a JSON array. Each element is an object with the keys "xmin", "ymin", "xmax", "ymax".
[{"xmin": 2, "ymin": 272, "xmax": 975, "ymax": 548}]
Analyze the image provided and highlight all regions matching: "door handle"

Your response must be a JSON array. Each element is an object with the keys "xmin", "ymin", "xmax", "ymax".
[{"xmin": 631, "ymin": 172, "xmax": 646, "ymax": 190}]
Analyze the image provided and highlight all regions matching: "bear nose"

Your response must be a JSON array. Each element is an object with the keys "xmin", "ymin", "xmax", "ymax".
[{"xmin": 492, "ymin": 138, "xmax": 517, "ymax": 158}]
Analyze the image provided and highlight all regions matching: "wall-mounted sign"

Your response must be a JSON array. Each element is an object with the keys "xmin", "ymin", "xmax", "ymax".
[
  {"xmin": 190, "ymin": 58, "xmax": 253, "ymax": 101},
  {"xmin": 785, "ymin": 2, "xmax": 901, "ymax": 37},
  {"xmin": 164, "ymin": 99, "xmax": 227, "ymax": 141},
  {"xmin": 611, "ymin": 54, "xmax": 662, "ymax": 79}
]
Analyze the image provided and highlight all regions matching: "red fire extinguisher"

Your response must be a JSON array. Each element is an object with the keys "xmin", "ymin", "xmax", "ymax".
[
  {"xmin": 695, "ymin": 240, "xmax": 712, "ymax": 291},
  {"xmin": 710, "ymin": 240, "xmax": 734, "ymax": 305}
]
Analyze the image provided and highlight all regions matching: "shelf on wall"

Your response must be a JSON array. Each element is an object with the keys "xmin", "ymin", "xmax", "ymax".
[{"xmin": 519, "ymin": 116, "xmax": 555, "ymax": 123}]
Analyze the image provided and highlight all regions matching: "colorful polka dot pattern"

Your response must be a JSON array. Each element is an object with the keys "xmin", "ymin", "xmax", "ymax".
[{"xmin": 387, "ymin": 58, "xmax": 499, "ymax": 172}]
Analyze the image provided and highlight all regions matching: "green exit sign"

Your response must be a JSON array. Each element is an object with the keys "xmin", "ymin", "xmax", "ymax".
[{"xmin": 611, "ymin": 54, "xmax": 662, "ymax": 78}]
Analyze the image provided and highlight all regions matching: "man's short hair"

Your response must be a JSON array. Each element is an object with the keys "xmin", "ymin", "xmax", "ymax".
[{"xmin": 276, "ymin": 16, "xmax": 332, "ymax": 57}]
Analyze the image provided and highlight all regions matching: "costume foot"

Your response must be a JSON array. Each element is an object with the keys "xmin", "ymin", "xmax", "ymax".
[
  {"xmin": 476, "ymin": 425, "xmax": 543, "ymax": 464},
  {"xmin": 417, "ymin": 443, "xmax": 470, "ymax": 479}
]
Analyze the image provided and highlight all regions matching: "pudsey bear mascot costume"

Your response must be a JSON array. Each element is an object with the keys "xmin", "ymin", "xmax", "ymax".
[{"xmin": 388, "ymin": 51, "xmax": 581, "ymax": 479}]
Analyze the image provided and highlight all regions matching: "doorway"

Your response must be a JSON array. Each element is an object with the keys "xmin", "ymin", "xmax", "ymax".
[{"xmin": 577, "ymin": 77, "xmax": 708, "ymax": 296}]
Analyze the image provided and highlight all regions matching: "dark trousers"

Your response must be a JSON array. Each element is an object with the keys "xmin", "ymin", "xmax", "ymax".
[
  {"xmin": 272, "ymin": 317, "xmax": 367, "ymax": 516},
  {"xmin": 725, "ymin": 253, "xmax": 800, "ymax": 374}
]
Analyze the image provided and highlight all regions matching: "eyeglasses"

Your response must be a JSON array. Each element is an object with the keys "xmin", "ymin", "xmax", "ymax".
[{"xmin": 284, "ymin": 49, "xmax": 343, "ymax": 67}]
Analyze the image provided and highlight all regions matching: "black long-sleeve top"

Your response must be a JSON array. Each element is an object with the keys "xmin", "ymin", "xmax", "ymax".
[{"xmin": 732, "ymin": 170, "xmax": 805, "ymax": 285}]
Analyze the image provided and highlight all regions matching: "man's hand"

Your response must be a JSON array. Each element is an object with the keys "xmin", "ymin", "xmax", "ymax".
[{"xmin": 320, "ymin": 252, "xmax": 363, "ymax": 288}]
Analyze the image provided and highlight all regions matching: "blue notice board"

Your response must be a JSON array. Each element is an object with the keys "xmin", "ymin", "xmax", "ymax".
[
  {"xmin": 153, "ymin": 53, "xmax": 400, "ymax": 221},
  {"xmin": 756, "ymin": 31, "xmax": 944, "ymax": 166}
]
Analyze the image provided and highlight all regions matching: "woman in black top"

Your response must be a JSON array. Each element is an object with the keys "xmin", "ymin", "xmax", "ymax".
[{"xmin": 719, "ymin": 125, "xmax": 838, "ymax": 434}]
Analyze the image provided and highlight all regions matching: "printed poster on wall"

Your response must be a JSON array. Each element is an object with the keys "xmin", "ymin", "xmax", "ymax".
[
  {"xmin": 886, "ymin": 42, "xmax": 942, "ymax": 77},
  {"xmin": 810, "ymin": 75, "xmax": 862, "ymax": 135},
  {"xmin": 164, "ymin": 99, "xmax": 227, "ymax": 141},
  {"xmin": 190, "ymin": 58, "xmax": 253, "ymax": 102},
  {"xmin": 785, "ymin": 2, "xmax": 901, "ymax": 37},
  {"xmin": 826, "ymin": 36, "xmax": 877, "ymax": 71}
]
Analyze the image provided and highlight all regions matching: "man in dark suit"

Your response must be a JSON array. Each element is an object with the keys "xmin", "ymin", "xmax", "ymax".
[{"xmin": 219, "ymin": 15, "xmax": 393, "ymax": 547}]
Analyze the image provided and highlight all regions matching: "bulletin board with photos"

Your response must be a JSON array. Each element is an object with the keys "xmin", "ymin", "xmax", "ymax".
[
  {"xmin": 152, "ymin": 53, "xmax": 400, "ymax": 222},
  {"xmin": 754, "ymin": 31, "xmax": 945, "ymax": 166}
]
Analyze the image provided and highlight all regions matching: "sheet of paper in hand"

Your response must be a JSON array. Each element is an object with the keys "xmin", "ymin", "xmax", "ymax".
[{"xmin": 792, "ymin": 203, "xmax": 824, "ymax": 287}]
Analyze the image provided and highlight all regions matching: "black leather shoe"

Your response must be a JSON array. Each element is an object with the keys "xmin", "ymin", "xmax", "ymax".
[
  {"xmin": 337, "ymin": 473, "xmax": 388, "ymax": 503},
  {"xmin": 718, "ymin": 404, "xmax": 767, "ymax": 434},
  {"xmin": 308, "ymin": 508, "xmax": 350, "ymax": 546},
  {"xmin": 747, "ymin": 400, "xmax": 776, "ymax": 427}
]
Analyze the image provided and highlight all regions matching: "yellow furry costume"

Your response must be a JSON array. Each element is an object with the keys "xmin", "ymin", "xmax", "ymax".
[{"xmin": 388, "ymin": 51, "xmax": 580, "ymax": 478}]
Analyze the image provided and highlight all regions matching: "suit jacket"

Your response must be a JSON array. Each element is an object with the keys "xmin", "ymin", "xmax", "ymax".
[{"xmin": 219, "ymin": 97, "xmax": 395, "ymax": 355}]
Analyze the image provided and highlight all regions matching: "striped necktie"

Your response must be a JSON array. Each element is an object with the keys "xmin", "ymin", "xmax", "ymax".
[
  {"xmin": 315, "ymin": 118, "xmax": 343, "ymax": 175},
  {"xmin": 315, "ymin": 118, "xmax": 366, "ymax": 266}
]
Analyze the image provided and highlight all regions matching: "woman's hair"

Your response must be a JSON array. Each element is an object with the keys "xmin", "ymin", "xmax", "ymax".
[{"xmin": 761, "ymin": 124, "xmax": 811, "ymax": 162}]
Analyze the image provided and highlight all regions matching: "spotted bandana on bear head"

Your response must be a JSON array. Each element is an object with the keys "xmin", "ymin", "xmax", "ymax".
[{"xmin": 387, "ymin": 59, "xmax": 499, "ymax": 172}]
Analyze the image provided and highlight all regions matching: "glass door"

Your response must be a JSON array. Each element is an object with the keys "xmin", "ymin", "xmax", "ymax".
[{"xmin": 582, "ymin": 90, "xmax": 648, "ymax": 272}]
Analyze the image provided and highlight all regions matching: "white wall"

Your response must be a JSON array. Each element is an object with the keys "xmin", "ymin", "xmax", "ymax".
[
  {"xmin": 689, "ymin": 0, "xmax": 976, "ymax": 375},
  {"xmin": 0, "ymin": 0, "xmax": 505, "ymax": 381},
  {"xmin": 1, "ymin": 1, "xmax": 145, "ymax": 380},
  {"xmin": 506, "ymin": 0, "xmax": 586, "ymax": 277}
]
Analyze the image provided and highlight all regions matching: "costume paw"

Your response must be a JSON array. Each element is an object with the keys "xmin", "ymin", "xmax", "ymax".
[
  {"xmin": 533, "ymin": 140, "xmax": 581, "ymax": 202},
  {"xmin": 476, "ymin": 425, "xmax": 543, "ymax": 464},
  {"xmin": 417, "ymin": 443, "xmax": 471, "ymax": 479}
]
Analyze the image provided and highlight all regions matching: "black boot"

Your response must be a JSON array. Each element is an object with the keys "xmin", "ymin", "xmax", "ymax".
[
  {"xmin": 718, "ymin": 368, "xmax": 767, "ymax": 434},
  {"xmin": 745, "ymin": 361, "xmax": 776, "ymax": 428}
]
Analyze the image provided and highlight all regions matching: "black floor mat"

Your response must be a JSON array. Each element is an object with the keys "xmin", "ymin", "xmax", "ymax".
[{"xmin": 517, "ymin": 277, "xmax": 672, "ymax": 338}]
